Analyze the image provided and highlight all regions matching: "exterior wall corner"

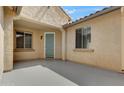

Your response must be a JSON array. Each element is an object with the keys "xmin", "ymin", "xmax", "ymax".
[
  {"xmin": 3, "ymin": 7, "xmax": 14, "ymax": 71},
  {"xmin": 61, "ymin": 28, "xmax": 66, "ymax": 60},
  {"xmin": 0, "ymin": 6, "xmax": 4, "ymax": 76},
  {"xmin": 121, "ymin": 7, "xmax": 124, "ymax": 71}
]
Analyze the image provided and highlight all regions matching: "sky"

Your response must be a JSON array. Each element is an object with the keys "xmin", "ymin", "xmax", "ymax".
[{"xmin": 62, "ymin": 6, "xmax": 107, "ymax": 21}]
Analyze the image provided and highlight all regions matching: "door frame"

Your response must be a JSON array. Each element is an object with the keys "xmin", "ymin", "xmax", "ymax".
[{"xmin": 44, "ymin": 32, "xmax": 55, "ymax": 59}]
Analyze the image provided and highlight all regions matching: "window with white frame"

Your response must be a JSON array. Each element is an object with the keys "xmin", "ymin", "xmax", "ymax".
[
  {"xmin": 76, "ymin": 27, "xmax": 91, "ymax": 48},
  {"xmin": 16, "ymin": 32, "xmax": 32, "ymax": 48}
]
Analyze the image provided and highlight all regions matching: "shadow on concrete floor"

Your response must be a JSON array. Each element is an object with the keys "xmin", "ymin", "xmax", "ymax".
[{"xmin": 14, "ymin": 59, "xmax": 124, "ymax": 86}]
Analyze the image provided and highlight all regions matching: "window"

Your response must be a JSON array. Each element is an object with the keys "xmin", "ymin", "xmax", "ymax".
[
  {"xmin": 75, "ymin": 27, "xmax": 91, "ymax": 48},
  {"xmin": 16, "ymin": 32, "xmax": 32, "ymax": 48},
  {"xmin": 76, "ymin": 28, "xmax": 82, "ymax": 48}
]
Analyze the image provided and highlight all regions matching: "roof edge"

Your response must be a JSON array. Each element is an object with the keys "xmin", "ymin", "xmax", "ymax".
[
  {"xmin": 58, "ymin": 6, "xmax": 72, "ymax": 21},
  {"xmin": 63, "ymin": 6, "xmax": 121, "ymax": 29}
]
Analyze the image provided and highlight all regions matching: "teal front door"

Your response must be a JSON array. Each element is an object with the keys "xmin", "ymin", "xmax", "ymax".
[{"xmin": 45, "ymin": 33, "xmax": 54, "ymax": 58}]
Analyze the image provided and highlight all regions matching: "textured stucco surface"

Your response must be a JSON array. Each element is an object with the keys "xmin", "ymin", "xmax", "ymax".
[
  {"xmin": 14, "ymin": 27, "xmax": 62, "ymax": 61},
  {"xmin": 0, "ymin": 7, "xmax": 4, "ymax": 77},
  {"xmin": 65, "ymin": 9, "xmax": 122, "ymax": 71},
  {"xmin": 4, "ymin": 7, "xmax": 14, "ymax": 71},
  {"xmin": 0, "ymin": 7, "xmax": 4, "ymax": 27},
  {"xmin": 19, "ymin": 6, "xmax": 70, "ymax": 27},
  {"xmin": 121, "ymin": 7, "xmax": 124, "ymax": 70}
]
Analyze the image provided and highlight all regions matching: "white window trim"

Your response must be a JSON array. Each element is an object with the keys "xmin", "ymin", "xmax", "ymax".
[
  {"xmin": 75, "ymin": 26, "xmax": 91, "ymax": 49},
  {"xmin": 16, "ymin": 31, "xmax": 32, "ymax": 49}
]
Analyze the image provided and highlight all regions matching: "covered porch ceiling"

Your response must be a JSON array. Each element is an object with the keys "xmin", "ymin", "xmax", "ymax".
[{"xmin": 14, "ymin": 16, "xmax": 62, "ymax": 31}]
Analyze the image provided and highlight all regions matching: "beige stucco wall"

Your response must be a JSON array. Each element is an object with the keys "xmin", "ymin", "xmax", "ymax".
[
  {"xmin": 14, "ymin": 27, "xmax": 62, "ymax": 61},
  {"xmin": 0, "ymin": 6, "xmax": 4, "ymax": 75},
  {"xmin": 121, "ymin": 7, "xmax": 124, "ymax": 70},
  {"xmin": 19, "ymin": 6, "xmax": 70, "ymax": 28},
  {"xmin": 4, "ymin": 7, "xmax": 14, "ymax": 71},
  {"xmin": 65, "ymin": 9, "xmax": 122, "ymax": 72},
  {"xmin": 0, "ymin": 7, "xmax": 4, "ymax": 27}
]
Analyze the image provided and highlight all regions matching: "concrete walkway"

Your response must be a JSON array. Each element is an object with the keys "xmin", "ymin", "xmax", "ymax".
[
  {"xmin": 0, "ymin": 60, "xmax": 77, "ymax": 86},
  {"xmin": 1, "ymin": 59, "xmax": 124, "ymax": 86}
]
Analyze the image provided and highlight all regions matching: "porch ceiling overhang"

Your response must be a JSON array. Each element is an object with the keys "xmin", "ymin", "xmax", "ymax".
[{"xmin": 14, "ymin": 16, "xmax": 62, "ymax": 31}]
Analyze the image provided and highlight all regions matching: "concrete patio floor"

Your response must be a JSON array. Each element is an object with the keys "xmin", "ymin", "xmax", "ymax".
[
  {"xmin": 0, "ymin": 60, "xmax": 77, "ymax": 86},
  {"xmin": 1, "ymin": 59, "xmax": 124, "ymax": 86}
]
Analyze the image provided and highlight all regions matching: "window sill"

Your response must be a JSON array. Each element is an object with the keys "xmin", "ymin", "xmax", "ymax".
[
  {"xmin": 14, "ymin": 48, "xmax": 35, "ymax": 52},
  {"xmin": 73, "ymin": 48, "xmax": 94, "ymax": 52}
]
